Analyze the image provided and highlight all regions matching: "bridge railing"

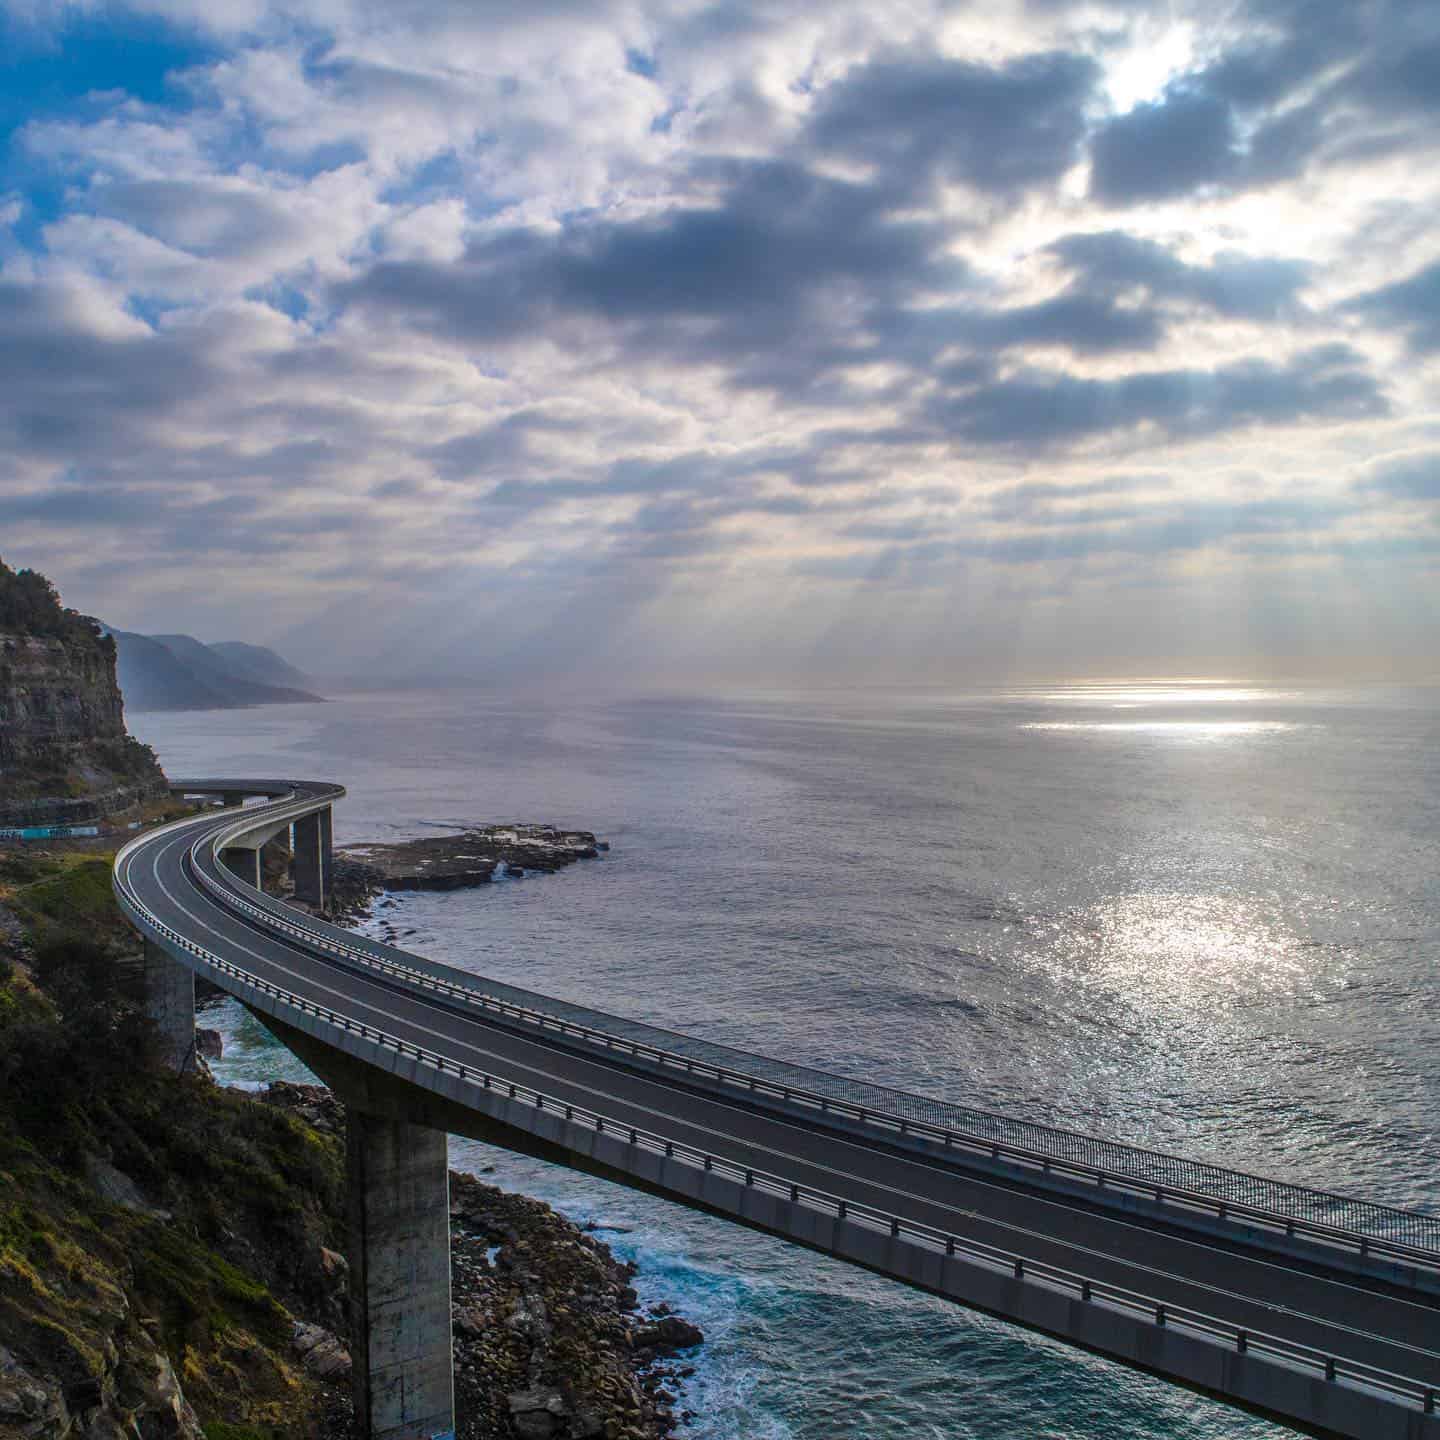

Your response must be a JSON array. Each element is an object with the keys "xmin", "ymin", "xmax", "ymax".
[
  {"xmin": 108, "ymin": 854, "xmax": 1440, "ymax": 1424},
  {"xmin": 189, "ymin": 821, "xmax": 1440, "ymax": 1271}
]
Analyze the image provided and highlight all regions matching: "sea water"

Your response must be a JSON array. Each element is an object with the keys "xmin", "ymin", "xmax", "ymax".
[{"xmin": 129, "ymin": 683, "xmax": 1440, "ymax": 1439}]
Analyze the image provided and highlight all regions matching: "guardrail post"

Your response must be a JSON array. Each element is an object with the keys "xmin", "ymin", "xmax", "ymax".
[
  {"xmin": 347, "ymin": 1111, "xmax": 455, "ymax": 1440},
  {"xmin": 142, "ymin": 938, "xmax": 197, "ymax": 1074},
  {"xmin": 293, "ymin": 806, "xmax": 333, "ymax": 908}
]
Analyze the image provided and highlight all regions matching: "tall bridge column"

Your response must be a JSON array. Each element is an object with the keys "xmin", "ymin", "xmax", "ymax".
[
  {"xmin": 347, "ymin": 1111, "xmax": 455, "ymax": 1440},
  {"xmin": 142, "ymin": 939, "xmax": 195, "ymax": 1073},
  {"xmin": 220, "ymin": 846, "xmax": 261, "ymax": 888},
  {"xmin": 292, "ymin": 807, "xmax": 333, "ymax": 908}
]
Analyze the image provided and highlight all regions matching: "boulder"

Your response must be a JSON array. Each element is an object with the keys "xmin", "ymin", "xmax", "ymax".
[
  {"xmin": 508, "ymin": 1385, "xmax": 571, "ymax": 1438},
  {"xmin": 291, "ymin": 1322, "xmax": 352, "ymax": 1380},
  {"xmin": 629, "ymin": 1317, "xmax": 703, "ymax": 1355}
]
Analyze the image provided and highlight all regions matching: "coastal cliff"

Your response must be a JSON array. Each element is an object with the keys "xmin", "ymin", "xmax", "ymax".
[{"xmin": 0, "ymin": 560, "xmax": 167, "ymax": 827}]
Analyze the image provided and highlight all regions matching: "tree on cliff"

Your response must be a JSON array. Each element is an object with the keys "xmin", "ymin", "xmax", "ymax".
[{"xmin": 0, "ymin": 555, "xmax": 105, "ymax": 645}]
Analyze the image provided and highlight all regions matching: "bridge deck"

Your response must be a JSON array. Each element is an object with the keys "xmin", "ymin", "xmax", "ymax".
[{"xmin": 117, "ymin": 781, "xmax": 1440, "ymax": 1440}]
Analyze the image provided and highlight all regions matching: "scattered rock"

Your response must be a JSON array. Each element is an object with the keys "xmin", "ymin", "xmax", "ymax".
[
  {"xmin": 195, "ymin": 1027, "xmax": 223, "ymax": 1060},
  {"xmin": 261, "ymin": 1080, "xmax": 345, "ymax": 1135},
  {"xmin": 448, "ymin": 1169, "xmax": 700, "ymax": 1439},
  {"xmin": 0, "ymin": 1345, "xmax": 67, "ymax": 1439},
  {"xmin": 292, "ymin": 1322, "xmax": 352, "ymax": 1380}
]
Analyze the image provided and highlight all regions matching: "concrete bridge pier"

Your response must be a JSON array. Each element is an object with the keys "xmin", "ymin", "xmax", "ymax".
[
  {"xmin": 292, "ymin": 806, "xmax": 333, "ymax": 908},
  {"xmin": 220, "ymin": 846, "xmax": 262, "ymax": 888},
  {"xmin": 142, "ymin": 938, "xmax": 196, "ymax": 1073},
  {"xmin": 347, "ymin": 1111, "xmax": 456, "ymax": 1440}
]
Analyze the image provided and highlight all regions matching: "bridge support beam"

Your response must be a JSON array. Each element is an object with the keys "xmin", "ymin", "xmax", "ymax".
[
  {"xmin": 220, "ymin": 846, "xmax": 261, "ymax": 889},
  {"xmin": 292, "ymin": 807, "xmax": 333, "ymax": 909},
  {"xmin": 346, "ymin": 1112, "xmax": 455, "ymax": 1440},
  {"xmin": 221, "ymin": 791, "xmax": 245, "ymax": 808},
  {"xmin": 142, "ymin": 939, "xmax": 195, "ymax": 1073}
]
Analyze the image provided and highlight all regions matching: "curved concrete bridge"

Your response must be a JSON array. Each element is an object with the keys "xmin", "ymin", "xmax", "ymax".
[{"xmin": 113, "ymin": 780, "xmax": 1440, "ymax": 1440}]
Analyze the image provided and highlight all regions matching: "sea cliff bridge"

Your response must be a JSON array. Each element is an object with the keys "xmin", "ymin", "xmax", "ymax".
[{"xmin": 113, "ymin": 780, "xmax": 1440, "ymax": 1440}]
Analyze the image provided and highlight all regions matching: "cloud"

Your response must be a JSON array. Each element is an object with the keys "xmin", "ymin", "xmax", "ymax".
[
  {"xmin": 1346, "ymin": 260, "xmax": 1440, "ymax": 353},
  {"xmin": 1362, "ymin": 449, "xmax": 1440, "ymax": 500},
  {"xmin": 2, "ymin": 0, "xmax": 1439, "ymax": 682},
  {"xmin": 1087, "ymin": 0, "xmax": 1440, "ymax": 206},
  {"xmin": 1090, "ymin": 88, "xmax": 1240, "ymax": 205},
  {"xmin": 927, "ymin": 345, "xmax": 1386, "ymax": 449},
  {"xmin": 1049, "ymin": 231, "xmax": 1309, "ymax": 321},
  {"xmin": 807, "ymin": 49, "xmax": 1099, "ymax": 197}
]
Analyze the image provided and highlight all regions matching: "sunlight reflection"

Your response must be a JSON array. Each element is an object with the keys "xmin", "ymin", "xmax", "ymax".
[
  {"xmin": 1034, "ymin": 892, "xmax": 1305, "ymax": 1009},
  {"xmin": 1022, "ymin": 720, "xmax": 1299, "ymax": 739},
  {"xmin": 1030, "ymin": 685, "xmax": 1294, "ymax": 706}
]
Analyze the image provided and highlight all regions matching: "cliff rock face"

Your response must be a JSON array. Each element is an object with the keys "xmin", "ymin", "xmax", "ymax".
[{"xmin": 0, "ymin": 561, "xmax": 167, "ymax": 826}]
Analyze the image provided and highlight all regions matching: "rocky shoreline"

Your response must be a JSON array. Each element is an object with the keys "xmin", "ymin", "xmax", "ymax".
[
  {"xmin": 337, "ymin": 823, "xmax": 606, "ymax": 892},
  {"xmin": 263, "ymin": 1083, "xmax": 702, "ymax": 1440}
]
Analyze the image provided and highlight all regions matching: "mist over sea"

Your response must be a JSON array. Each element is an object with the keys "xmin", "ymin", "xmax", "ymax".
[{"xmin": 130, "ymin": 683, "xmax": 1440, "ymax": 1439}]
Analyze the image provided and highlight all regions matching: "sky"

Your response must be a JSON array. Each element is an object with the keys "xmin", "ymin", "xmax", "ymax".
[{"xmin": 2, "ymin": 0, "xmax": 1438, "ymax": 688}]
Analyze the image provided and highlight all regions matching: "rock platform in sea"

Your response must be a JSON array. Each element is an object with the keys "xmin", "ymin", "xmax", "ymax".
[{"xmin": 336, "ymin": 824, "xmax": 606, "ymax": 893}]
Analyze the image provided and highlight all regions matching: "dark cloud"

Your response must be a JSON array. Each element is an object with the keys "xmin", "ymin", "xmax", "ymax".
[
  {"xmin": 343, "ymin": 158, "xmax": 956, "ymax": 354},
  {"xmin": 1201, "ymin": 0, "xmax": 1369, "ymax": 109},
  {"xmin": 927, "ymin": 344, "xmax": 1385, "ymax": 449},
  {"xmin": 807, "ymin": 50, "xmax": 1099, "ymax": 196},
  {"xmin": 1346, "ymin": 260, "xmax": 1440, "ymax": 353},
  {"xmin": 0, "ymin": 281, "xmax": 221, "ymax": 460},
  {"xmin": 1088, "ymin": 1, "xmax": 1440, "ymax": 205},
  {"xmin": 960, "ymin": 293, "xmax": 1162, "ymax": 354},
  {"xmin": 1090, "ymin": 89, "xmax": 1239, "ymax": 205},
  {"xmin": 1049, "ymin": 231, "xmax": 1309, "ymax": 320}
]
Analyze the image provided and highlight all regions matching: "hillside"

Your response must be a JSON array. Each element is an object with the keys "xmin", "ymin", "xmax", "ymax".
[
  {"xmin": 0, "ymin": 559, "xmax": 168, "ymax": 827},
  {"xmin": 207, "ymin": 641, "xmax": 313, "ymax": 691},
  {"xmin": 109, "ymin": 629, "xmax": 324, "ymax": 712}
]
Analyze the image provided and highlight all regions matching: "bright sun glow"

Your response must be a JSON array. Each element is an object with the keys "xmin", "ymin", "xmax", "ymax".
[{"xmin": 1103, "ymin": 22, "xmax": 1198, "ymax": 110}]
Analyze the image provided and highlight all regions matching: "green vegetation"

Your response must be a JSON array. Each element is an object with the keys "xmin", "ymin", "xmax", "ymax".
[
  {"xmin": 0, "ymin": 556, "xmax": 105, "ymax": 646},
  {"xmin": 0, "ymin": 842, "xmax": 347, "ymax": 1435}
]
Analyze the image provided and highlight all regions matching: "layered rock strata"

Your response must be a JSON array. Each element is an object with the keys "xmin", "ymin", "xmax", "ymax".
[{"xmin": 0, "ymin": 560, "xmax": 167, "ymax": 826}]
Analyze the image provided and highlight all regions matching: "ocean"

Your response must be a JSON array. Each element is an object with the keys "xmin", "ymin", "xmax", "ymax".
[{"xmin": 128, "ymin": 682, "xmax": 1440, "ymax": 1439}]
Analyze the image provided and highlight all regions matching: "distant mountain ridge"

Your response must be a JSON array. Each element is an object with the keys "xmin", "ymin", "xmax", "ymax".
[{"xmin": 106, "ymin": 628, "xmax": 324, "ymax": 712}]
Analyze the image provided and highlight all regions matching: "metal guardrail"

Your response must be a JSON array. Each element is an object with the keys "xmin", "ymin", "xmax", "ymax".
[
  {"xmin": 194, "ymin": 808, "xmax": 1440, "ymax": 1271},
  {"xmin": 110, "ymin": 845, "xmax": 1440, "ymax": 1423}
]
